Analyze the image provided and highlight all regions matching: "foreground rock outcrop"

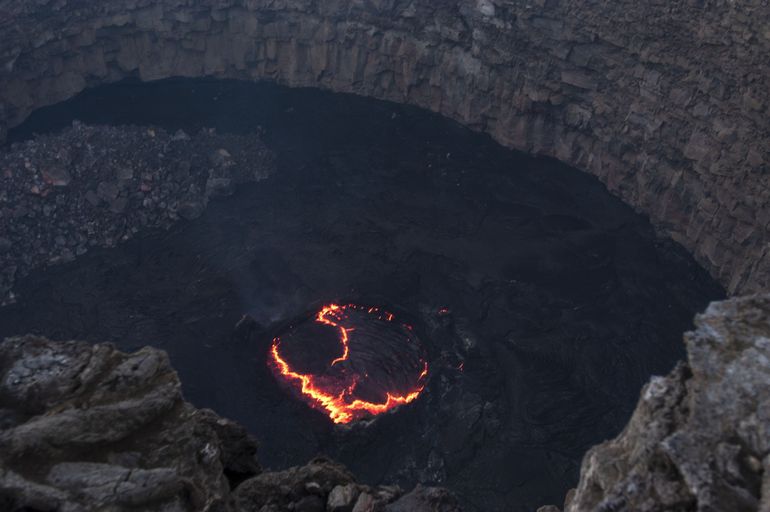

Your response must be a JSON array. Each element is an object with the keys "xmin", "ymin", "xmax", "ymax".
[
  {"xmin": 0, "ymin": 122, "xmax": 275, "ymax": 304},
  {"xmin": 540, "ymin": 294, "xmax": 770, "ymax": 511},
  {"xmin": 3, "ymin": 295, "xmax": 769, "ymax": 511},
  {"xmin": 0, "ymin": 335, "xmax": 260, "ymax": 511},
  {"xmin": 0, "ymin": 335, "xmax": 461, "ymax": 512}
]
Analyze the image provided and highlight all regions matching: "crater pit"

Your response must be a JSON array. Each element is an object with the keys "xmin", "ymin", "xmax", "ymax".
[
  {"xmin": 270, "ymin": 303, "xmax": 429, "ymax": 424},
  {"xmin": 0, "ymin": 78, "xmax": 724, "ymax": 511}
]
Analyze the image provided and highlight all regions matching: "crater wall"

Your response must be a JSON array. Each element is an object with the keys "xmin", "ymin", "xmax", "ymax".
[{"xmin": 0, "ymin": 0, "xmax": 767, "ymax": 293}]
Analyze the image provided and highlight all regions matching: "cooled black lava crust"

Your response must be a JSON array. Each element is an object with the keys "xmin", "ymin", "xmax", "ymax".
[
  {"xmin": 270, "ymin": 303, "xmax": 429, "ymax": 424},
  {"xmin": 0, "ymin": 79, "xmax": 723, "ymax": 512}
]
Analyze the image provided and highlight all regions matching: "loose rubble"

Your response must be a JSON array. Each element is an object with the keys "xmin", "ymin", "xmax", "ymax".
[{"xmin": 0, "ymin": 121, "xmax": 275, "ymax": 305}]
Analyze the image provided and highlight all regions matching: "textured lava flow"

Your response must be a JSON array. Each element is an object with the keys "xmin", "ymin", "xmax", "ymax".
[{"xmin": 269, "ymin": 304, "xmax": 429, "ymax": 424}]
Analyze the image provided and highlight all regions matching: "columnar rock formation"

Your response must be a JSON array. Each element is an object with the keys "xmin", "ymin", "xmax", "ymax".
[{"xmin": 0, "ymin": 0, "xmax": 768, "ymax": 294}]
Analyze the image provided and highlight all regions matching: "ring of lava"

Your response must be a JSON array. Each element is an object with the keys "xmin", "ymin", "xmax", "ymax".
[{"xmin": 269, "ymin": 304, "xmax": 429, "ymax": 424}]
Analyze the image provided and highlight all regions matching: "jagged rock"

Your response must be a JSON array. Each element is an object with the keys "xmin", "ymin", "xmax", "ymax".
[
  {"xmin": 0, "ymin": 335, "xmax": 261, "ymax": 511},
  {"xmin": 205, "ymin": 176, "xmax": 234, "ymax": 198},
  {"xmin": 173, "ymin": 129, "xmax": 191, "ymax": 141},
  {"xmin": 352, "ymin": 492, "xmax": 380, "ymax": 512},
  {"xmin": 109, "ymin": 196, "xmax": 128, "ymax": 213},
  {"xmin": 177, "ymin": 199, "xmax": 205, "ymax": 220},
  {"xmin": 41, "ymin": 167, "xmax": 71, "ymax": 187},
  {"xmin": 233, "ymin": 457, "xmax": 355, "ymax": 511},
  {"xmin": 46, "ymin": 462, "xmax": 183, "ymax": 507},
  {"xmin": 328, "ymin": 483, "xmax": 360, "ymax": 512},
  {"xmin": 558, "ymin": 294, "xmax": 770, "ymax": 512},
  {"xmin": 385, "ymin": 485, "xmax": 462, "ymax": 512},
  {"xmin": 116, "ymin": 167, "xmax": 135, "ymax": 181},
  {"xmin": 96, "ymin": 181, "xmax": 120, "ymax": 202},
  {"xmin": 374, "ymin": 486, "xmax": 401, "ymax": 504},
  {"xmin": 84, "ymin": 190, "xmax": 99, "ymax": 206},
  {"xmin": 210, "ymin": 148, "xmax": 233, "ymax": 168}
]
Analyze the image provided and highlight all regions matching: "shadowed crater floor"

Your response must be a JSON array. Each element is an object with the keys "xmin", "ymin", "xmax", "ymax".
[{"xmin": 0, "ymin": 78, "xmax": 724, "ymax": 511}]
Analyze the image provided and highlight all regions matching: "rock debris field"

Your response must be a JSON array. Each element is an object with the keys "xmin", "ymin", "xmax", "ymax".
[{"xmin": 0, "ymin": 121, "xmax": 274, "ymax": 304}]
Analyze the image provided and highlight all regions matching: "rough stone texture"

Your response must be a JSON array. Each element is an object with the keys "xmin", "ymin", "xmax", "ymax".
[
  {"xmin": 0, "ymin": 0, "xmax": 767, "ymax": 294},
  {"xmin": 233, "ymin": 458, "xmax": 357, "ymax": 511},
  {"xmin": 0, "ymin": 122, "xmax": 275, "ymax": 304},
  {"xmin": 546, "ymin": 294, "xmax": 770, "ymax": 512},
  {"xmin": 328, "ymin": 483, "xmax": 361, "ymax": 512},
  {"xmin": 0, "ymin": 334, "xmax": 261, "ymax": 511},
  {"xmin": 384, "ymin": 484, "xmax": 463, "ymax": 512},
  {"xmin": 0, "ymin": 335, "xmax": 462, "ymax": 512},
  {"xmin": 232, "ymin": 457, "xmax": 460, "ymax": 512}
]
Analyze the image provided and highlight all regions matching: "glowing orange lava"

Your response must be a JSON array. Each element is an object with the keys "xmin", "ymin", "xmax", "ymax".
[
  {"xmin": 269, "ymin": 303, "xmax": 429, "ymax": 424},
  {"xmin": 316, "ymin": 304, "xmax": 350, "ymax": 366}
]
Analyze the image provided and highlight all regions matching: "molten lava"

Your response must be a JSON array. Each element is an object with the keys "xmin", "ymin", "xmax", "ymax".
[{"xmin": 269, "ymin": 303, "xmax": 429, "ymax": 424}]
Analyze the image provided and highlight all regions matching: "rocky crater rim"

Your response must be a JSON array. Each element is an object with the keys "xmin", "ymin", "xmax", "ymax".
[{"xmin": 0, "ymin": 0, "xmax": 768, "ymax": 294}]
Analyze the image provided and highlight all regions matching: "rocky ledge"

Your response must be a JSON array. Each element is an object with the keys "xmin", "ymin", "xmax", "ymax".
[
  {"xmin": 539, "ymin": 294, "xmax": 770, "ymax": 512},
  {"xmin": 0, "ymin": 122, "xmax": 275, "ymax": 305},
  {"xmin": 2, "ymin": 296, "xmax": 769, "ymax": 511},
  {"xmin": 0, "ymin": 335, "xmax": 460, "ymax": 512}
]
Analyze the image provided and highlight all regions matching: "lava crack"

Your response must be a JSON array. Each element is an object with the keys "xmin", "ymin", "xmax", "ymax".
[{"xmin": 269, "ymin": 303, "xmax": 429, "ymax": 424}]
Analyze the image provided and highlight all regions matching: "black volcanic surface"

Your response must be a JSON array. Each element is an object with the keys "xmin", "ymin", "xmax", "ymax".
[{"xmin": 0, "ymin": 79, "xmax": 723, "ymax": 512}]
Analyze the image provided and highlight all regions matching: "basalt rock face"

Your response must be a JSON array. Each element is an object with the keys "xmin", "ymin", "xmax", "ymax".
[
  {"xmin": 0, "ymin": 335, "xmax": 461, "ymax": 512},
  {"xmin": 0, "ymin": 1, "xmax": 768, "ymax": 294},
  {"xmin": 548, "ymin": 294, "xmax": 770, "ymax": 512}
]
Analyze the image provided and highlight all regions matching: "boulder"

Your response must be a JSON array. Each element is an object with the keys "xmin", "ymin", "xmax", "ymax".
[
  {"xmin": 385, "ymin": 485, "xmax": 462, "ymax": 512},
  {"xmin": 562, "ymin": 294, "xmax": 770, "ymax": 512},
  {"xmin": 328, "ymin": 483, "xmax": 360, "ymax": 512},
  {"xmin": 0, "ymin": 335, "xmax": 261, "ymax": 511}
]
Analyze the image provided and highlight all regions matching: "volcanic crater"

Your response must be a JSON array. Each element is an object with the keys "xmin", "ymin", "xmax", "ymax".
[{"xmin": 0, "ymin": 78, "xmax": 724, "ymax": 511}]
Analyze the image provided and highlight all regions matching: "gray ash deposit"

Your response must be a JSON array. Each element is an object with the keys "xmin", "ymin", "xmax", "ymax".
[{"xmin": 0, "ymin": 78, "xmax": 724, "ymax": 511}]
